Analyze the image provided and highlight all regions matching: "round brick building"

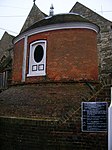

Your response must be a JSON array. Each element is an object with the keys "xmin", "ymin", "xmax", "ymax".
[
  {"xmin": 13, "ymin": 13, "xmax": 99, "ymax": 84},
  {"xmin": 0, "ymin": 13, "xmax": 104, "ymax": 150}
]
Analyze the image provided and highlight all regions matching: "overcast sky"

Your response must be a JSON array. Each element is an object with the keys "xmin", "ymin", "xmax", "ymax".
[{"xmin": 0, "ymin": 0, "xmax": 112, "ymax": 39}]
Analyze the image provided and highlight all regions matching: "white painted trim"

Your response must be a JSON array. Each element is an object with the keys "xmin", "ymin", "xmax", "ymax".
[
  {"xmin": 21, "ymin": 35, "xmax": 27, "ymax": 82},
  {"xmin": 108, "ymin": 87, "xmax": 112, "ymax": 150},
  {"xmin": 27, "ymin": 40, "xmax": 47, "ymax": 77},
  {"xmin": 13, "ymin": 22, "xmax": 99, "ymax": 44}
]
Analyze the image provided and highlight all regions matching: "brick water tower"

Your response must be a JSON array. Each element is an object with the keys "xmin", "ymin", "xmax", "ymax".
[
  {"xmin": 0, "ymin": 13, "xmax": 102, "ymax": 150},
  {"xmin": 13, "ymin": 13, "xmax": 99, "ymax": 84}
]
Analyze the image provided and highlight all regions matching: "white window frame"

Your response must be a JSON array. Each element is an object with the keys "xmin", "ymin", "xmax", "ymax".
[{"xmin": 27, "ymin": 40, "xmax": 46, "ymax": 77}]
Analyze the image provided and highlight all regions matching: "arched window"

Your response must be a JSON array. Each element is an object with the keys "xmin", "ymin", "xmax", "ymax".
[{"xmin": 27, "ymin": 40, "xmax": 46, "ymax": 77}]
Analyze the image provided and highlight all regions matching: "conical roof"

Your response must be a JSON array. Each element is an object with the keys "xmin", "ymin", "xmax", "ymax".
[{"xmin": 20, "ymin": 3, "xmax": 47, "ymax": 33}]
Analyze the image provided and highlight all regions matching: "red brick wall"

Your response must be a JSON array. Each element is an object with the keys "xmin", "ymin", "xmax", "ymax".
[
  {"xmin": 47, "ymin": 29, "xmax": 98, "ymax": 81},
  {"xmin": 12, "ymin": 39, "xmax": 24, "ymax": 83},
  {"xmin": 13, "ymin": 28, "xmax": 98, "ymax": 83}
]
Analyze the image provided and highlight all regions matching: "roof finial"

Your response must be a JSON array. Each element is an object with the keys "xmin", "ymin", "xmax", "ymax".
[
  {"xmin": 33, "ymin": 0, "xmax": 36, "ymax": 4},
  {"xmin": 49, "ymin": 4, "xmax": 54, "ymax": 16}
]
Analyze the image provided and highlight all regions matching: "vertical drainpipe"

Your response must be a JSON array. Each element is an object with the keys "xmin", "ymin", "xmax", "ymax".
[
  {"xmin": 108, "ymin": 87, "xmax": 112, "ymax": 150},
  {"xmin": 22, "ymin": 35, "xmax": 28, "ymax": 82}
]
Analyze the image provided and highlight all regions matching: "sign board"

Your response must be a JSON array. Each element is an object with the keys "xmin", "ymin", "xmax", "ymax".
[{"xmin": 81, "ymin": 102, "xmax": 108, "ymax": 132}]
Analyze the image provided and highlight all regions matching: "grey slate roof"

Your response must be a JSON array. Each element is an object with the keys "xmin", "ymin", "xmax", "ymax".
[{"xmin": 21, "ymin": 13, "xmax": 98, "ymax": 34}]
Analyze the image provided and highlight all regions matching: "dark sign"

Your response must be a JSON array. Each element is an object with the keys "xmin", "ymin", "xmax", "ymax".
[{"xmin": 81, "ymin": 102, "xmax": 108, "ymax": 132}]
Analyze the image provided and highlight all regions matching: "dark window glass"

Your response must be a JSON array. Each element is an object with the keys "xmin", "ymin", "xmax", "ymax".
[{"xmin": 34, "ymin": 45, "xmax": 44, "ymax": 63}]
